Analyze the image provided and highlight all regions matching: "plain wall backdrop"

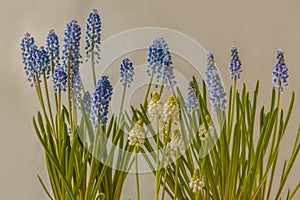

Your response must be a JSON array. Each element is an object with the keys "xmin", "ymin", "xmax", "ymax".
[{"xmin": 0, "ymin": 0, "xmax": 299, "ymax": 199}]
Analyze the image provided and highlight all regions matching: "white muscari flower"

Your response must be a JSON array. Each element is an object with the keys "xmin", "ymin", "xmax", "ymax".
[
  {"xmin": 148, "ymin": 91, "xmax": 163, "ymax": 121},
  {"xmin": 167, "ymin": 129, "xmax": 184, "ymax": 156},
  {"xmin": 128, "ymin": 120, "xmax": 145, "ymax": 148},
  {"xmin": 189, "ymin": 169, "xmax": 204, "ymax": 193},
  {"xmin": 163, "ymin": 95, "xmax": 179, "ymax": 124},
  {"xmin": 198, "ymin": 115, "xmax": 214, "ymax": 141}
]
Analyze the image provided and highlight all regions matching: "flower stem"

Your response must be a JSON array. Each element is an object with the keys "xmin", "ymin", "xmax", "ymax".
[
  {"xmin": 155, "ymin": 117, "xmax": 160, "ymax": 200},
  {"xmin": 161, "ymin": 155, "xmax": 170, "ymax": 200},
  {"xmin": 43, "ymin": 73, "xmax": 55, "ymax": 129},
  {"xmin": 91, "ymin": 50, "xmax": 97, "ymax": 87},
  {"xmin": 118, "ymin": 82, "xmax": 127, "ymax": 125},
  {"xmin": 135, "ymin": 148, "xmax": 141, "ymax": 200},
  {"xmin": 143, "ymin": 72, "xmax": 154, "ymax": 108}
]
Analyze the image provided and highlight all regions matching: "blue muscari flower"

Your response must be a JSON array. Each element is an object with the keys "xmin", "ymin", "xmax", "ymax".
[
  {"xmin": 53, "ymin": 65, "xmax": 67, "ymax": 92},
  {"xmin": 85, "ymin": 9, "xmax": 101, "ymax": 64},
  {"xmin": 36, "ymin": 46, "xmax": 50, "ymax": 78},
  {"xmin": 82, "ymin": 91, "xmax": 92, "ymax": 113},
  {"xmin": 21, "ymin": 32, "xmax": 37, "ymax": 86},
  {"xmin": 62, "ymin": 20, "xmax": 82, "ymax": 75},
  {"xmin": 120, "ymin": 58, "xmax": 134, "ymax": 87},
  {"xmin": 72, "ymin": 71, "xmax": 82, "ymax": 106},
  {"xmin": 229, "ymin": 45, "xmax": 242, "ymax": 79},
  {"xmin": 185, "ymin": 80, "xmax": 198, "ymax": 113},
  {"xmin": 46, "ymin": 29, "xmax": 60, "ymax": 68},
  {"xmin": 205, "ymin": 52, "xmax": 227, "ymax": 111},
  {"xmin": 272, "ymin": 49, "xmax": 289, "ymax": 92},
  {"xmin": 162, "ymin": 56, "xmax": 176, "ymax": 90},
  {"xmin": 90, "ymin": 76, "xmax": 113, "ymax": 127},
  {"xmin": 147, "ymin": 37, "xmax": 171, "ymax": 81}
]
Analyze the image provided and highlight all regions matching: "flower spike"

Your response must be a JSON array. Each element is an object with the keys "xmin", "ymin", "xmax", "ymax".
[
  {"xmin": 229, "ymin": 45, "xmax": 242, "ymax": 80},
  {"xmin": 272, "ymin": 49, "xmax": 289, "ymax": 92},
  {"xmin": 205, "ymin": 52, "xmax": 227, "ymax": 111}
]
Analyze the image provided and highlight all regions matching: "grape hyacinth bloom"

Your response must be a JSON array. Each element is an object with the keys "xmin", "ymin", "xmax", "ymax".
[
  {"xmin": 229, "ymin": 45, "xmax": 242, "ymax": 80},
  {"xmin": 72, "ymin": 71, "xmax": 82, "ymax": 106},
  {"xmin": 185, "ymin": 80, "xmax": 198, "ymax": 113},
  {"xmin": 120, "ymin": 58, "xmax": 134, "ymax": 87},
  {"xmin": 272, "ymin": 49, "xmax": 289, "ymax": 92},
  {"xmin": 53, "ymin": 65, "xmax": 67, "ymax": 92},
  {"xmin": 167, "ymin": 129, "xmax": 184, "ymax": 157},
  {"xmin": 148, "ymin": 91, "xmax": 163, "ymax": 121},
  {"xmin": 62, "ymin": 20, "xmax": 82, "ymax": 76},
  {"xmin": 162, "ymin": 56, "xmax": 176, "ymax": 90},
  {"xmin": 147, "ymin": 37, "xmax": 171, "ymax": 81},
  {"xmin": 189, "ymin": 169, "xmax": 204, "ymax": 193},
  {"xmin": 128, "ymin": 120, "xmax": 145, "ymax": 148},
  {"xmin": 36, "ymin": 46, "xmax": 50, "ymax": 78},
  {"xmin": 85, "ymin": 9, "xmax": 101, "ymax": 64},
  {"xmin": 163, "ymin": 95, "xmax": 180, "ymax": 124},
  {"xmin": 90, "ymin": 76, "xmax": 113, "ymax": 127},
  {"xmin": 82, "ymin": 91, "xmax": 91, "ymax": 113},
  {"xmin": 21, "ymin": 33, "xmax": 37, "ymax": 86},
  {"xmin": 198, "ymin": 115, "xmax": 215, "ymax": 141},
  {"xmin": 46, "ymin": 29, "xmax": 60, "ymax": 68},
  {"xmin": 205, "ymin": 52, "xmax": 227, "ymax": 111}
]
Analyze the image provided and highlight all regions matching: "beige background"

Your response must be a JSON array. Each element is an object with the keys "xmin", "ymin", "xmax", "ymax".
[{"xmin": 0, "ymin": 0, "xmax": 299, "ymax": 199}]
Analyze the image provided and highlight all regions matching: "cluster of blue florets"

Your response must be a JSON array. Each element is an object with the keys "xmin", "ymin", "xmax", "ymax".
[
  {"xmin": 46, "ymin": 29, "xmax": 60, "ymax": 67},
  {"xmin": 229, "ymin": 46, "xmax": 242, "ymax": 80},
  {"xmin": 205, "ymin": 52, "xmax": 227, "ymax": 111},
  {"xmin": 120, "ymin": 58, "xmax": 134, "ymax": 87},
  {"xmin": 272, "ymin": 49, "xmax": 289, "ymax": 92},
  {"xmin": 90, "ymin": 76, "xmax": 113, "ymax": 127},
  {"xmin": 185, "ymin": 80, "xmax": 198, "ymax": 113},
  {"xmin": 85, "ymin": 9, "xmax": 101, "ymax": 64},
  {"xmin": 162, "ymin": 56, "xmax": 176, "ymax": 90},
  {"xmin": 147, "ymin": 37, "xmax": 172, "ymax": 81}
]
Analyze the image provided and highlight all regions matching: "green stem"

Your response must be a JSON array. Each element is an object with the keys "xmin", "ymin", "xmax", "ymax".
[
  {"xmin": 161, "ymin": 155, "xmax": 170, "ymax": 200},
  {"xmin": 195, "ymin": 191, "xmax": 200, "ymax": 200},
  {"xmin": 43, "ymin": 73, "xmax": 55, "ymax": 129},
  {"xmin": 118, "ymin": 82, "xmax": 127, "ymax": 125},
  {"xmin": 143, "ymin": 72, "xmax": 154, "ymax": 108},
  {"xmin": 135, "ymin": 148, "xmax": 141, "ymax": 200},
  {"xmin": 229, "ymin": 76, "xmax": 237, "ymax": 138},
  {"xmin": 91, "ymin": 50, "xmax": 97, "ymax": 87},
  {"xmin": 173, "ymin": 153, "xmax": 179, "ymax": 200},
  {"xmin": 155, "ymin": 117, "xmax": 160, "ymax": 200}
]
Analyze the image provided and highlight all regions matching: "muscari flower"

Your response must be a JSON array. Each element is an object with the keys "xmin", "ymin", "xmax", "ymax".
[
  {"xmin": 53, "ymin": 65, "xmax": 67, "ymax": 92},
  {"xmin": 198, "ymin": 115, "xmax": 215, "ymax": 141},
  {"xmin": 36, "ymin": 46, "xmax": 50, "ymax": 78},
  {"xmin": 62, "ymin": 20, "xmax": 82, "ymax": 76},
  {"xmin": 189, "ymin": 169, "xmax": 204, "ymax": 193},
  {"xmin": 90, "ymin": 76, "xmax": 113, "ymax": 127},
  {"xmin": 120, "ymin": 58, "xmax": 134, "ymax": 87},
  {"xmin": 205, "ymin": 52, "xmax": 227, "ymax": 111},
  {"xmin": 272, "ymin": 49, "xmax": 289, "ymax": 92},
  {"xmin": 82, "ymin": 91, "xmax": 92, "ymax": 113},
  {"xmin": 162, "ymin": 56, "xmax": 176, "ymax": 90},
  {"xmin": 46, "ymin": 29, "xmax": 60, "ymax": 68},
  {"xmin": 147, "ymin": 37, "xmax": 171, "ymax": 81},
  {"xmin": 163, "ymin": 95, "xmax": 180, "ymax": 124},
  {"xmin": 185, "ymin": 80, "xmax": 198, "ymax": 113},
  {"xmin": 229, "ymin": 45, "xmax": 242, "ymax": 79},
  {"xmin": 148, "ymin": 91, "xmax": 163, "ymax": 121},
  {"xmin": 128, "ymin": 120, "xmax": 145, "ymax": 148},
  {"xmin": 85, "ymin": 9, "xmax": 101, "ymax": 64},
  {"xmin": 167, "ymin": 129, "xmax": 184, "ymax": 157},
  {"xmin": 72, "ymin": 71, "xmax": 82, "ymax": 106},
  {"xmin": 21, "ymin": 33, "xmax": 37, "ymax": 86}
]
